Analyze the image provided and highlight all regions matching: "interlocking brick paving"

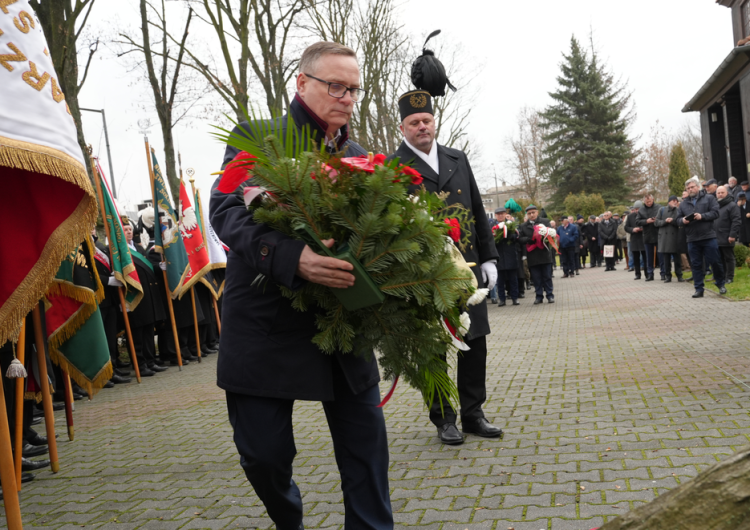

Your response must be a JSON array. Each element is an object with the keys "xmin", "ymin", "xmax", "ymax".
[{"xmin": 2, "ymin": 265, "xmax": 749, "ymax": 529}]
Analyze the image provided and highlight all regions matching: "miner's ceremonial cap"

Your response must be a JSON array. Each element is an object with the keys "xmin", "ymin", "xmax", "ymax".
[{"xmin": 399, "ymin": 90, "xmax": 433, "ymax": 121}]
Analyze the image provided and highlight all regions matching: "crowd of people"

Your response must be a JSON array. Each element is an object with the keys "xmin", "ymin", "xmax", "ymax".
[{"xmin": 489, "ymin": 176, "xmax": 749, "ymax": 304}]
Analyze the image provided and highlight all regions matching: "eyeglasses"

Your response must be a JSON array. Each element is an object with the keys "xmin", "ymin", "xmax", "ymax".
[{"xmin": 304, "ymin": 73, "xmax": 366, "ymax": 102}]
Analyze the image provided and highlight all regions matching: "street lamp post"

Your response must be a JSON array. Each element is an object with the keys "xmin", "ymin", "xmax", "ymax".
[
  {"xmin": 80, "ymin": 107, "xmax": 117, "ymax": 199},
  {"xmin": 492, "ymin": 164, "xmax": 500, "ymax": 211}
]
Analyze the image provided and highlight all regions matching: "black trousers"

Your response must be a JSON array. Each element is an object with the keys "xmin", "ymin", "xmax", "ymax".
[
  {"xmin": 100, "ymin": 304, "xmax": 119, "ymax": 365},
  {"xmin": 529, "ymin": 263, "xmax": 553, "ymax": 299},
  {"xmin": 132, "ymin": 323, "xmax": 156, "ymax": 366},
  {"xmin": 661, "ymin": 253, "xmax": 683, "ymax": 278},
  {"xmin": 429, "ymin": 335, "xmax": 488, "ymax": 427},
  {"xmin": 226, "ymin": 362, "xmax": 393, "ymax": 530},
  {"xmin": 720, "ymin": 246, "xmax": 736, "ymax": 280},
  {"xmin": 589, "ymin": 243, "xmax": 601, "ymax": 266},
  {"xmin": 497, "ymin": 269, "xmax": 518, "ymax": 301},
  {"xmin": 560, "ymin": 246, "xmax": 576, "ymax": 275},
  {"xmin": 631, "ymin": 250, "xmax": 646, "ymax": 277},
  {"xmin": 615, "ymin": 239, "xmax": 624, "ymax": 260},
  {"xmin": 158, "ymin": 323, "xmax": 189, "ymax": 361}
]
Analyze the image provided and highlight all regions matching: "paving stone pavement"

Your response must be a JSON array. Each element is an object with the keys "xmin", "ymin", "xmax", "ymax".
[{"xmin": 2, "ymin": 264, "xmax": 750, "ymax": 530}]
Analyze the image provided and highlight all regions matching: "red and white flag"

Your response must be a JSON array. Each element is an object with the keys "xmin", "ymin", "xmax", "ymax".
[{"xmin": 178, "ymin": 179, "xmax": 211, "ymax": 294}]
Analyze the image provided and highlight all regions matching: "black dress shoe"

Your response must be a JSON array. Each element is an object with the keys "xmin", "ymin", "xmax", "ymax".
[
  {"xmin": 645, "ymin": 276, "xmax": 654, "ymax": 282},
  {"xmin": 21, "ymin": 457, "xmax": 50, "ymax": 471},
  {"xmin": 72, "ymin": 392, "xmax": 85, "ymax": 401},
  {"xmin": 518, "ymin": 292, "xmax": 525, "ymax": 299},
  {"xmin": 677, "ymin": 277, "xmax": 685, "ymax": 282},
  {"xmin": 533, "ymin": 298, "xmax": 543, "ymax": 305},
  {"xmin": 103, "ymin": 380, "xmax": 115, "ymax": 388},
  {"xmin": 462, "ymin": 418, "xmax": 503, "ymax": 438},
  {"xmin": 497, "ymin": 300, "xmax": 506, "ymax": 307},
  {"xmin": 147, "ymin": 363, "xmax": 169, "ymax": 373},
  {"xmin": 26, "ymin": 430, "xmax": 56, "ymax": 446},
  {"xmin": 547, "ymin": 296, "xmax": 555, "ymax": 303},
  {"xmin": 110, "ymin": 373, "xmax": 132, "ymax": 384},
  {"xmin": 139, "ymin": 365, "xmax": 156, "ymax": 377},
  {"xmin": 719, "ymin": 286, "xmax": 727, "ymax": 295},
  {"xmin": 169, "ymin": 358, "xmax": 189, "ymax": 366},
  {"xmin": 22, "ymin": 443, "xmax": 48, "ymax": 458},
  {"xmin": 692, "ymin": 291, "xmax": 704, "ymax": 298},
  {"xmin": 512, "ymin": 300, "xmax": 520, "ymax": 306},
  {"xmin": 726, "ymin": 279, "xmax": 734, "ymax": 284},
  {"xmin": 31, "ymin": 416, "xmax": 42, "ymax": 426},
  {"xmin": 634, "ymin": 275, "xmax": 641, "ymax": 280},
  {"xmin": 52, "ymin": 402, "xmax": 65, "ymax": 411},
  {"xmin": 21, "ymin": 472, "xmax": 35, "ymax": 483},
  {"xmin": 575, "ymin": 271, "xmax": 580, "ymax": 275},
  {"xmin": 116, "ymin": 359, "xmax": 132, "ymax": 369},
  {"xmin": 437, "ymin": 423, "xmax": 464, "ymax": 445},
  {"xmin": 200, "ymin": 347, "xmax": 217, "ymax": 356},
  {"xmin": 183, "ymin": 353, "xmax": 199, "ymax": 362}
]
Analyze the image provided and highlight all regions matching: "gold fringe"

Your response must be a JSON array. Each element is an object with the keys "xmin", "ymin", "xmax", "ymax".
[
  {"xmin": 0, "ymin": 196, "xmax": 97, "ymax": 346},
  {"xmin": 115, "ymin": 262, "xmax": 144, "ymax": 311},
  {"xmin": 177, "ymin": 263, "xmax": 214, "ymax": 300},
  {"xmin": 24, "ymin": 391, "xmax": 42, "ymax": 403},
  {"xmin": 85, "ymin": 235, "xmax": 106, "ymax": 305},
  {"xmin": 48, "ymin": 350, "xmax": 112, "ymax": 399},
  {"xmin": 45, "ymin": 302, "xmax": 96, "ymax": 353}
]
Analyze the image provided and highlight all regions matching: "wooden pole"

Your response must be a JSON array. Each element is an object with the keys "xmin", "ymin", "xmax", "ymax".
[
  {"xmin": 212, "ymin": 297, "xmax": 221, "ymax": 336},
  {"xmin": 145, "ymin": 138, "xmax": 182, "ymax": 370},
  {"xmin": 189, "ymin": 287, "xmax": 202, "ymax": 363},
  {"xmin": 13, "ymin": 319, "xmax": 26, "ymax": 490},
  {"xmin": 61, "ymin": 370, "xmax": 74, "ymax": 441},
  {"xmin": 89, "ymin": 151, "xmax": 143, "ymax": 382},
  {"xmin": 0, "ymin": 369, "xmax": 23, "ymax": 529},
  {"xmin": 31, "ymin": 304, "xmax": 59, "ymax": 473}
]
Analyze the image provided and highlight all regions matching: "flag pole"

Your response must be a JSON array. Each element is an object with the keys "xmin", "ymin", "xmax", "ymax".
[
  {"xmin": 0, "ymin": 363, "xmax": 23, "ymax": 529},
  {"xmin": 178, "ymin": 156, "xmax": 202, "ymax": 364},
  {"xmin": 145, "ymin": 139, "xmax": 182, "ymax": 370},
  {"xmin": 61, "ymin": 370, "xmax": 75, "ymax": 441},
  {"xmin": 31, "ymin": 304, "xmax": 59, "ymax": 473},
  {"xmin": 13, "ymin": 318, "xmax": 26, "ymax": 490},
  {"xmin": 189, "ymin": 174, "xmax": 221, "ymax": 336},
  {"xmin": 89, "ymin": 150, "xmax": 142, "ymax": 383}
]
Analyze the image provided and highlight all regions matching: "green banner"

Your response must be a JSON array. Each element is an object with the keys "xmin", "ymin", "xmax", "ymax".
[{"xmin": 152, "ymin": 149, "xmax": 189, "ymax": 298}]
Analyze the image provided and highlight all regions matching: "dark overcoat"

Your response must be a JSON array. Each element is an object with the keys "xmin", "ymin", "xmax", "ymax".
[
  {"xmin": 624, "ymin": 212, "xmax": 645, "ymax": 252},
  {"xmin": 654, "ymin": 205, "xmax": 682, "ymax": 255},
  {"xmin": 637, "ymin": 203, "xmax": 661, "ymax": 245},
  {"xmin": 714, "ymin": 198, "xmax": 742, "ymax": 247},
  {"xmin": 518, "ymin": 218, "xmax": 552, "ymax": 267},
  {"xmin": 739, "ymin": 202, "xmax": 750, "ymax": 244},
  {"xmin": 389, "ymin": 141, "xmax": 498, "ymax": 340},
  {"xmin": 127, "ymin": 244, "xmax": 167, "ymax": 328},
  {"xmin": 495, "ymin": 232, "xmax": 520, "ymax": 271},
  {"xmin": 209, "ymin": 97, "xmax": 379, "ymax": 401}
]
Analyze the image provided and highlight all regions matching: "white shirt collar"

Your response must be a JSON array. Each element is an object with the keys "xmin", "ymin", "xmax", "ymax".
[
  {"xmin": 404, "ymin": 138, "xmax": 439, "ymax": 175},
  {"xmin": 325, "ymin": 130, "xmax": 342, "ymax": 150}
]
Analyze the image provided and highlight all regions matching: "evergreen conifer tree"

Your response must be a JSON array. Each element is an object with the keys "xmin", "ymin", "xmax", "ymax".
[
  {"xmin": 668, "ymin": 143, "xmax": 690, "ymax": 198},
  {"xmin": 540, "ymin": 37, "xmax": 633, "ymax": 207}
]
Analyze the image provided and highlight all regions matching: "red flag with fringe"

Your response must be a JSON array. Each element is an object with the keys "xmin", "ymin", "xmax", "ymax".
[{"xmin": 178, "ymin": 179, "xmax": 211, "ymax": 293}]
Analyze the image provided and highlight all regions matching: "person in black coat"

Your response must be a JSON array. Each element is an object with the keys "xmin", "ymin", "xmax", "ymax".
[
  {"xmin": 738, "ymin": 192, "xmax": 750, "ymax": 246},
  {"xmin": 518, "ymin": 205, "xmax": 553, "ymax": 303},
  {"xmin": 210, "ymin": 43, "xmax": 392, "ymax": 530},
  {"xmin": 389, "ymin": 87, "xmax": 501, "ymax": 446},
  {"xmin": 493, "ymin": 208, "xmax": 520, "ymax": 306},
  {"xmin": 581, "ymin": 216, "xmax": 600, "ymax": 267},
  {"xmin": 715, "ymin": 185, "xmax": 742, "ymax": 283},
  {"xmin": 637, "ymin": 194, "xmax": 661, "ymax": 281},
  {"xmin": 597, "ymin": 212, "xmax": 618, "ymax": 271},
  {"xmin": 654, "ymin": 196, "xmax": 684, "ymax": 282},
  {"xmin": 625, "ymin": 202, "xmax": 646, "ymax": 280}
]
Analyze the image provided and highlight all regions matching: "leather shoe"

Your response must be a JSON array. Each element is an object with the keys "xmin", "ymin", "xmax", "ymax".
[
  {"xmin": 52, "ymin": 402, "xmax": 65, "ymax": 411},
  {"xmin": 634, "ymin": 275, "xmax": 641, "ymax": 280},
  {"xmin": 26, "ymin": 430, "xmax": 56, "ymax": 446},
  {"xmin": 497, "ymin": 300, "xmax": 506, "ymax": 307},
  {"xmin": 645, "ymin": 275, "xmax": 654, "ymax": 282},
  {"xmin": 22, "ymin": 443, "xmax": 48, "ymax": 458},
  {"xmin": 183, "ymin": 353, "xmax": 199, "ymax": 362},
  {"xmin": 677, "ymin": 277, "xmax": 685, "ymax": 283},
  {"xmin": 170, "ymin": 358, "xmax": 189, "ymax": 366},
  {"xmin": 437, "ymin": 423, "xmax": 464, "ymax": 445},
  {"xmin": 110, "ymin": 373, "xmax": 132, "ymax": 384},
  {"xmin": 726, "ymin": 279, "xmax": 733, "ymax": 284},
  {"xmin": 719, "ymin": 286, "xmax": 727, "ymax": 295},
  {"xmin": 518, "ymin": 292, "xmax": 525, "ymax": 298},
  {"xmin": 512, "ymin": 300, "xmax": 520, "ymax": 306},
  {"xmin": 692, "ymin": 291, "xmax": 704, "ymax": 298},
  {"xmin": 201, "ymin": 346, "xmax": 218, "ymax": 355},
  {"xmin": 547, "ymin": 296, "xmax": 555, "ymax": 304},
  {"xmin": 21, "ymin": 472, "xmax": 35, "ymax": 483},
  {"xmin": 31, "ymin": 416, "xmax": 42, "ymax": 426},
  {"xmin": 148, "ymin": 363, "xmax": 168, "ymax": 373},
  {"xmin": 533, "ymin": 298, "xmax": 543, "ymax": 305},
  {"xmin": 139, "ymin": 365, "xmax": 156, "ymax": 377},
  {"xmin": 21, "ymin": 457, "xmax": 50, "ymax": 472},
  {"xmin": 463, "ymin": 418, "xmax": 503, "ymax": 438},
  {"xmin": 103, "ymin": 380, "xmax": 115, "ymax": 388}
]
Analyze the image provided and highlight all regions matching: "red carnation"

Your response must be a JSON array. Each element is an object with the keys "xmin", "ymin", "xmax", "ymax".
[
  {"xmin": 217, "ymin": 151, "xmax": 256, "ymax": 193},
  {"xmin": 445, "ymin": 218, "xmax": 460, "ymax": 242},
  {"xmin": 399, "ymin": 165, "xmax": 423, "ymax": 185}
]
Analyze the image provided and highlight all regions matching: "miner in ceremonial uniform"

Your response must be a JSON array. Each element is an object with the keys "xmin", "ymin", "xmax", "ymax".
[
  {"xmin": 388, "ymin": 32, "xmax": 502, "ymax": 446},
  {"xmin": 518, "ymin": 205, "xmax": 554, "ymax": 304},
  {"xmin": 210, "ymin": 41, "xmax": 393, "ymax": 530}
]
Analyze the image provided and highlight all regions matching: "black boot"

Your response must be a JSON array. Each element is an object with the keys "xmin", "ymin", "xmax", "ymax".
[{"xmin": 664, "ymin": 274, "xmax": 672, "ymax": 283}]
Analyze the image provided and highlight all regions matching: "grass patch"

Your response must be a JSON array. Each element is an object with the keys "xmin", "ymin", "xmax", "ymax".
[{"xmin": 705, "ymin": 265, "xmax": 750, "ymax": 301}]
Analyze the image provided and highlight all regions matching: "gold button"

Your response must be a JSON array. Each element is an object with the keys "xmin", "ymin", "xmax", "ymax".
[
  {"xmin": 457, "ymin": 189, "xmax": 462, "ymax": 195},
  {"xmin": 470, "ymin": 245, "xmax": 474, "ymax": 250},
  {"xmin": 260, "ymin": 246, "xmax": 269, "ymax": 256}
]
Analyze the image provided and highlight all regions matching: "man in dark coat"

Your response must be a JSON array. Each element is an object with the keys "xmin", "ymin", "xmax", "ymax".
[
  {"xmin": 518, "ymin": 205, "xmax": 553, "ymax": 304},
  {"xmin": 715, "ymin": 185, "xmax": 742, "ymax": 283},
  {"xmin": 738, "ymin": 192, "xmax": 750, "ymax": 246},
  {"xmin": 576, "ymin": 215, "xmax": 587, "ymax": 267},
  {"xmin": 654, "ymin": 196, "xmax": 684, "ymax": 282},
  {"xmin": 493, "ymin": 207, "xmax": 520, "ymax": 306},
  {"xmin": 557, "ymin": 217, "xmax": 579, "ymax": 278},
  {"xmin": 637, "ymin": 194, "xmax": 661, "ymax": 281},
  {"xmin": 389, "ymin": 86, "xmax": 501, "ymax": 446},
  {"xmin": 211, "ymin": 42, "xmax": 392, "ymax": 530},
  {"xmin": 581, "ymin": 216, "xmax": 600, "ymax": 267},
  {"xmin": 674, "ymin": 179, "xmax": 725, "ymax": 297},
  {"xmin": 625, "ymin": 201, "xmax": 646, "ymax": 279},
  {"xmin": 598, "ymin": 212, "xmax": 618, "ymax": 271}
]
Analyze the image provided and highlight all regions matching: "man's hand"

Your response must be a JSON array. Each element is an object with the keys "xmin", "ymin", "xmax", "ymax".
[
  {"xmin": 481, "ymin": 261, "xmax": 497, "ymax": 291},
  {"xmin": 633, "ymin": 227, "xmax": 642, "ymax": 232},
  {"xmin": 729, "ymin": 237, "xmax": 736, "ymax": 244},
  {"xmin": 591, "ymin": 237, "xmax": 596, "ymax": 240},
  {"xmin": 647, "ymin": 218, "xmax": 655, "ymax": 224},
  {"xmin": 682, "ymin": 218, "xmax": 690, "ymax": 225},
  {"xmin": 108, "ymin": 276, "xmax": 124, "ymax": 287},
  {"xmin": 746, "ymin": 213, "xmax": 750, "ymax": 218},
  {"xmin": 665, "ymin": 218, "xmax": 673, "ymax": 223},
  {"xmin": 159, "ymin": 262, "xmax": 167, "ymax": 271},
  {"xmin": 296, "ymin": 239, "xmax": 355, "ymax": 288},
  {"xmin": 694, "ymin": 213, "xmax": 702, "ymax": 221}
]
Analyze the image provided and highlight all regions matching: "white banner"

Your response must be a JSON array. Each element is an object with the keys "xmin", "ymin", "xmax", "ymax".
[
  {"xmin": 603, "ymin": 245, "xmax": 615, "ymax": 258},
  {"xmin": 200, "ymin": 189, "xmax": 227, "ymax": 267}
]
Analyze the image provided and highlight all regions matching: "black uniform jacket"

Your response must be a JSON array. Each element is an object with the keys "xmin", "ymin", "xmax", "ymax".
[
  {"xmin": 210, "ymin": 96, "xmax": 380, "ymax": 401},
  {"xmin": 128, "ymin": 243, "xmax": 167, "ymax": 328},
  {"xmin": 388, "ymin": 141, "xmax": 498, "ymax": 339},
  {"xmin": 146, "ymin": 244, "xmax": 204, "ymax": 329},
  {"xmin": 518, "ymin": 218, "xmax": 552, "ymax": 267},
  {"xmin": 495, "ymin": 232, "xmax": 520, "ymax": 271}
]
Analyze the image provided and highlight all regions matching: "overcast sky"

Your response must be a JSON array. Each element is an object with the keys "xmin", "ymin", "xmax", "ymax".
[{"xmin": 78, "ymin": 0, "xmax": 731, "ymax": 209}]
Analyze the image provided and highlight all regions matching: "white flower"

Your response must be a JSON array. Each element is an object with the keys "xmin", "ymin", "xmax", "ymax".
[
  {"xmin": 547, "ymin": 228, "xmax": 557, "ymax": 238},
  {"xmin": 467, "ymin": 288, "xmax": 489, "ymax": 306},
  {"xmin": 537, "ymin": 225, "xmax": 548, "ymax": 237},
  {"xmin": 459, "ymin": 312, "xmax": 471, "ymax": 334}
]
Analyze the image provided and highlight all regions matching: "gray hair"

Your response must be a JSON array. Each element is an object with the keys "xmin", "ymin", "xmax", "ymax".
[{"xmin": 299, "ymin": 42, "xmax": 357, "ymax": 75}]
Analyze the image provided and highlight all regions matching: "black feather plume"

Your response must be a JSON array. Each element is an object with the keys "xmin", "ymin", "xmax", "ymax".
[{"xmin": 411, "ymin": 29, "xmax": 457, "ymax": 97}]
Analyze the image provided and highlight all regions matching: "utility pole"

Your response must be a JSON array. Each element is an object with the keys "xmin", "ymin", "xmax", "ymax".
[
  {"xmin": 492, "ymin": 164, "xmax": 501, "ymax": 211},
  {"xmin": 81, "ymin": 108, "xmax": 117, "ymax": 198}
]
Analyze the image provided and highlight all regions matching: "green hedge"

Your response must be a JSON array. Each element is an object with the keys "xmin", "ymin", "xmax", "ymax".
[{"xmin": 735, "ymin": 244, "xmax": 750, "ymax": 268}]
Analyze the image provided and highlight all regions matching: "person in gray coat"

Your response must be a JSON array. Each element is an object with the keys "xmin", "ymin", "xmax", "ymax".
[
  {"xmin": 625, "ymin": 201, "xmax": 646, "ymax": 279},
  {"xmin": 654, "ymin": 196, "xmax": 684, "ymax": 282},
  {"xmin": 715, "ymin": 185, "xmax": 742, "ymax": 283},
  {"xmin": 636, "ymin": 194, "xmax": 661, "ymax": 281}
]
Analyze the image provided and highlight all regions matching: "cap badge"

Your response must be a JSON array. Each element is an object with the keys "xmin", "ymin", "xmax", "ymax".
[{"xmin": 410, "ymin": 93, "xmax": 427, "ymax": 108}]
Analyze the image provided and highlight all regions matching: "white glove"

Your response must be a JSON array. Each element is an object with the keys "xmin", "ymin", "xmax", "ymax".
[
  {"xmin": 108, "ymin": 276, "xmax": 124, "ymax": 287},
  {"xmin": 481, "ymin": 261, "xmax": 497, "ymax": 291},
  {"xmin": 159, "ymin": 262, "xmax": 167, "ymax": 271}
]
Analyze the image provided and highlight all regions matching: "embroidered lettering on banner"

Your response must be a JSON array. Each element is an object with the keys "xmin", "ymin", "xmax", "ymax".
[
  {"xmin": 0, "ymin": 28, "xmax": 4, "ymax": 37},
  {"xmin": 0, "ymin": 0, "xmax": 18, "ymax": 15},
  {"xmin": 13, "ymin": 11, "xmax": 34, "ymax": 33},
  {"xmin": 51, "ymin": 76, "xmax": 65, "ymax": 102},
  {"xmin": 0, "ymin": 42, "xmax": 26, "ymax": 72},
  {"xmin": 22, "ymin": 61, "xmax": 50, "ymax": 91}
]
